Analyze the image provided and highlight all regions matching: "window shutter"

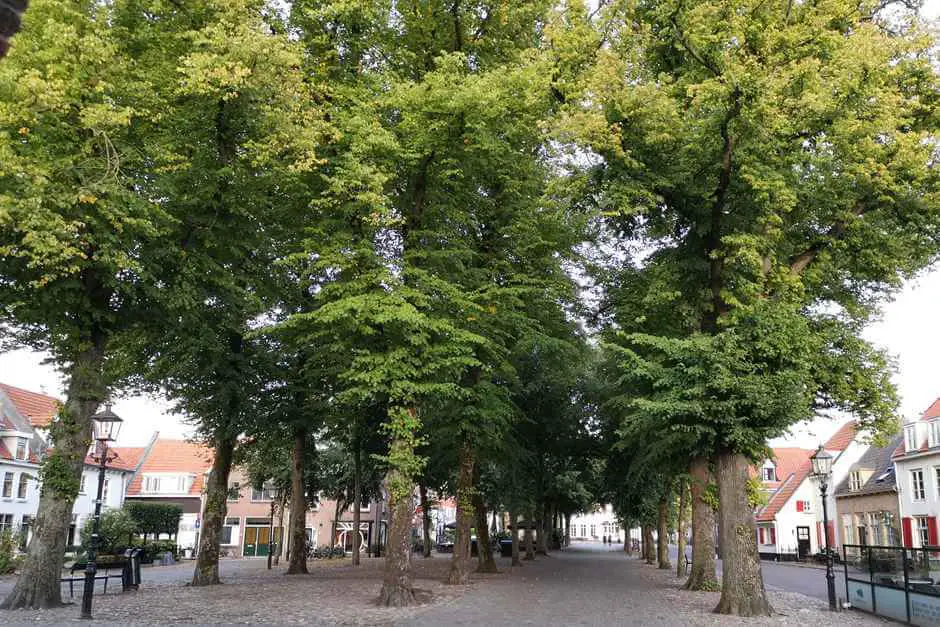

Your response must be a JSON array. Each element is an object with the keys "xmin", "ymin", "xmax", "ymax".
[
  {"xmin": 759, "ymin": 528, "xmax": 765, "ymax": 544},
  {"xmin": 796, "ymin": 500, "xmax": 804, "ymax": 512},
  {"xmin": 770, "ymin": 527, "xmax": 776, "ymax": 545},
  {"xmin": 903, "ymin": 517, "xmax": 914, "ymax": 548},
  {"xmin": 929, "ymin": 517, "xmax": 939, "ymax": 547}
]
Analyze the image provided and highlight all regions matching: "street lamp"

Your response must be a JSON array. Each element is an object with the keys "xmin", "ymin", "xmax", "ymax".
[
  {"xmin": 810, "ymin": 444, "xmax": 837, "ymax": 611},
  {"xmin": 81, "ymin": 404, "xmax": 123, "ymax": 620}
]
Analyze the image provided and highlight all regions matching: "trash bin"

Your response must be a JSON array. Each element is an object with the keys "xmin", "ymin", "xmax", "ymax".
[{"xmin": 123, "ymin": 548, "xmax": 142, "ymax": 591}]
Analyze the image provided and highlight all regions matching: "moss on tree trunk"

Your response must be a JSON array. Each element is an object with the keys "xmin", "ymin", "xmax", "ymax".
[
  {"xmin": 685, "ymin": 456, "xmax": 718, "ymax": 591},
  {"xmin": 379, "ymin": 466, "xmax": 418, "ymax": 607},
  {"xmin": 714, "ymin": 451, "xmax": 773, "ymax": 616},
  {"xmin": 287, "ymin": 425, "xmax": 308, "ymax": 575},
  {"xmin": 446, "ymin": 440, "xmax": 474, "ymax": 584},
  {"xmin": 192, "ymin": 433, "xmax": 236, "ymax": 586}
]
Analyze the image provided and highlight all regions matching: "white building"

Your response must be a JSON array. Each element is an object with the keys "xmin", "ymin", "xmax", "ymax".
[
  {"xmin": 894, "ymin": 398, "xmax": 940, "ymax": 548},
  {"xmin": 569, "ymin": 504, "xmax": 625, "ymax": 543},
  {"xmin": 755, "ymin": 421, "xmax": 865, "ymax": 560},
  {"xmin": 0, "ymin": 384, "xmax": 57, "ymax": 547}
]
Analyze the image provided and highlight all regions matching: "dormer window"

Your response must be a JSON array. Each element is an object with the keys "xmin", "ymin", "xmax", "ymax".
[
  {"xmin": 761, "ymin": 461, "xmax": 776, "ymax": 482},
  {"xmin": 143, "ymin": 474, "xmax": 193, "ymax": 495},
  {"xmin": 15, "ymin": 437, "xmax": 27, "ymax": 461},
  {"xmin": 849, "ymin": 471, "xmax": 862, "ymax": 491},
  {"xmin": 930, "ymin": 420, "xmax": 940, "ymax": 448},
  {"xmin": 906, "ymin": 424, "xmax": 919, "ymax": 452}
]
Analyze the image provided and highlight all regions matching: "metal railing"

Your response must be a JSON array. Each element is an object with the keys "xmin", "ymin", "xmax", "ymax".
[{"xmin": 843, "ymin": 544, "xmax": 940, "ymax": 625}]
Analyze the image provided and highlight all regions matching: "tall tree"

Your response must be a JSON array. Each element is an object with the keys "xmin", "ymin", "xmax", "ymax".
[{"xmin": 578, "ymin": 0, "xmax": 939, "ymax": 615}]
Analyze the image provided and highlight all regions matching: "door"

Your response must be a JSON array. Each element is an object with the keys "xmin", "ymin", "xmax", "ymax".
[
  {"xmin": 797, "ymin": 526, "xmax": 811, "ymax": 559},
  {"xmin": 256, "ymin": 527, "xmax": 270, "ymax": 557},
  {"xmin": 243, "ymin": 527, "xmax": 258, "ymax": 557}
]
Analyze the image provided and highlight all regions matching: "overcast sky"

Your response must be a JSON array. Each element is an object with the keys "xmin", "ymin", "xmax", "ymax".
[{"xmin": 1, "ymin": 2, "xmax": 938, "ymax": 447}]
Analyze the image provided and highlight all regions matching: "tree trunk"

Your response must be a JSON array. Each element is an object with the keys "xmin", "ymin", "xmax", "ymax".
[
  {"xmin": 352, "ymin": 438, "xmax": 361, "ymax": 567},
  {"xmin": 624, "ymin": 528, "xmax": 631, "ymax": 553},
  {"xmin": 510, "ymin": 510, "xmax": 521, "ymax": 566},
  {"xmin": 192, "ymin": 433, "xmax": 237, "ymax": 586},
  {"xmin": 523, "ymin": 513, "xmax": 535, "ymax": 560},
  {"xmin": 274, "ymin": 494, "xmax": 286, "ymax": 566},
  {"xmin": 685, "ymin": 456, "xmax": 718, "ymax": 591},
  {"xmin": 287, "ymin": 425, "xmax": 308, "ymax": 574},
  {"xmin": 677, "ymin": 477, "xmax": 687, "ymax": 578},
  {"xmin": 535, "ymin": 502, "xmax": 548, "ymax": 555},
  {"xmin": 1, "ymin": 344, "xmax": 105, "ymax": 609},
  {"xmin": 378, "ymin": 466, "xmax": 417, "ymax": 607},
  {"xmin": 331, "ymin": 498, "xmax": 341, "ymax": 555},
  {"xmin": 473, "ymin": 492, "xmax": 497, "ymax": 573},
  {"xmin": 447, "ymin": 440, "xmax": 474, "ymax": 584},
  {"xmin": 658, "ymin": 494, "xmax": 672, "ymax": 569},
  {"xmin": 564, "ymin": 512, "xmax": 572, "ymax": 548},
  {"xmin": 419, "ymin": 484, "xmax": 432, "ymax": 558},
  {"xmin": 714, "ymin": 450, "xmax": 773, "ymax": 616},
  {"xmin": 643, "ymin": 525, "xmax": 654, "ymax": 564}
]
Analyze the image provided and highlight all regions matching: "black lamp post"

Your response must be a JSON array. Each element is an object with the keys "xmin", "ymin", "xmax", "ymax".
[
  {"xmin": 810, "ymin": 444, "xmax": 837, "ymax": 611},
  {"xmin": 81, "ymin": 404, "xmax": 123, "ymax": 620}
]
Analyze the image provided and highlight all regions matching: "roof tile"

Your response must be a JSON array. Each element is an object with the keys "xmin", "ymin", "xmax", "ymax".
[
  {"xmin": 126, "ymin": 439, "xmax": 213, "ymax": 496},
  {"xmin": 0, "ymin": 383, "xmax": 60, "ymax": 427}
]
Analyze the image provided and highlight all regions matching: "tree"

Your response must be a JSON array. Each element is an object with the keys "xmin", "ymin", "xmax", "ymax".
[
  {"xmin": 578, "ymin": 0, "xmax": 939, "ymax": 615},
  {"xmin": 0, "ymin": 0, "xmax": 178, "ymax": 608},
  {"xmin": 80, "ymin": 509, "xmax": 136, "ymax": 556}
]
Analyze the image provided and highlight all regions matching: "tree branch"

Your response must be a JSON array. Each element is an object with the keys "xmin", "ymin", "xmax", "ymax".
[{"xmin": 789, "ymin": 202, "xmax": 866, "ymax": 275}]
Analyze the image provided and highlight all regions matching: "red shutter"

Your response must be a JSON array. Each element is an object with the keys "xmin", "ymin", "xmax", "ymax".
[
  {"xmin": 903, "ymin": 517, "xmax": 914, "ymax": 548},
  {"xmin": 817, "ymin": 522, "xmax": 823, "ymax": 548},
  {"xmin": 770, "ymin": 527, "xmax": 776, "ymax": 545},
  {"xmin": 929, "ymin": 517, "xmax": 939, "ymax": 547},
  {"xmin": 796, "ymin": 500, "xmax": 804, "ymax": 512},
  {"xmin": 827, "ymin": 522, "xmax": 835, "ymax": 547},
  {"xmin": 759, "ymin": 528, "xmax": 765, "ymax": 544}
]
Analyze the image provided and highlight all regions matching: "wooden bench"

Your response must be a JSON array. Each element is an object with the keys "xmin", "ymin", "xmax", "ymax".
[{"xmin": 62, "ymin": 561, "xmax": 126, "ymax": 597}]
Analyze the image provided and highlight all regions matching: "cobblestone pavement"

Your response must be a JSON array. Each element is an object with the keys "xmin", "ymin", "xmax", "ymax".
[
  {"xmin": 396, "ymin": 543, "xmax": 887, "ymax": 627},
  {"xmin": 0, "ymin": 544, "xmax": 887, "ymax": 625}
]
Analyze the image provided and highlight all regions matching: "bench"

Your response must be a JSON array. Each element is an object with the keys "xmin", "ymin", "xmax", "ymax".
[{"xmin": 62, "ymin": 560, "xmax": 126, "ymax": 597}]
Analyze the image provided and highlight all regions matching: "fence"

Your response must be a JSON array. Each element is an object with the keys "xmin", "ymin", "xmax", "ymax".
[{"xmin": 844, "ymin": 544, "xmax": 940, "ymax": 625}]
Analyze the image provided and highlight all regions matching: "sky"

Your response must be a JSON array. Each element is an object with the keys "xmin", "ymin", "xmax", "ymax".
[{"xmin": 0, "ymin": 1, "xmax": 938, "ymax": 448}]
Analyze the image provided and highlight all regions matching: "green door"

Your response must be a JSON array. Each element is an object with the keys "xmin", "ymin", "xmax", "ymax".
[{"xmin": 243, "ymin": 527, "xmax": 258, "ymax": 557}]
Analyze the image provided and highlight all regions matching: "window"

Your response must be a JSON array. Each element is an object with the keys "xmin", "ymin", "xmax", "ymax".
[
  {"xmin": 251, "ymin": 483, "xmax": 277, "ymax": 501},
  {"xmin": 0, "ymin": 514, "xmax": 12, "ymax": 533},
  {"xmin": 143, "ymin": 475, "xmax": 191, "ymax": 494},
  {"xmin": 916, "ymin": 516, "xmax": 930, "ymax": 548},
  {"xmin": 796, "ymin": 500, "xmax": 811, "ymax": 513},
  {"xmin": 761, "ymin": 466, "xmax": 776, "ymax": 482},
  {"xmin": 931, "ymin": 420, "xmax": 940, "ymax": 448},
  {"xmin": 842, "ymin": 514, "xmax": 854, "ymax": 545},
  {"xmin": 769, "ymin": 527, "xmax": 776, "ymax": 545},
  {"xmin": 1, "ymin": 472, "xmax": 12, "ymax": 498},
  {"xmin": 935, "ymin": 467, "xmax": 940, "ymax": 498},
  {"xmin": 759, "ymin": 527, "xmax": 765, "ymax": 544},
  {"xmin": 580, "ymin": 524, "xmax": 586, "ymax": 537},
  {"xmin": 15, "ymin": 437, "xmax": 27, "ymax": 461},
  {"xmin": 80, "ymin": 474, "xmax": 87, "ymax": 494},
  {"xmin": 590, "ymin": 524, "xmax": 596, "ymax": 538},
  {"xmin": 221, "ymin": 517, "xmax": 239, "ymax": 545},
  {"xmin": 869, "ymin": 512, "xmax": 884, "ymax": 546},
  {"xmin": 906, "ymin": 424, "xmax": 920, "ymax": 452},
  {"xmin": 911, "ymin": 469, "xmax": 926, "ymax": 501},
  {"xmin": 16, "ymin": 474, "xmax": 28, "ymax": 499},
  {"xmin": 360, "ymin": 503, "xmax": 371, "ymax": 513},
  {"xmin": 849, "ymin": 471, "xmax": 862, "ymax": 491}
]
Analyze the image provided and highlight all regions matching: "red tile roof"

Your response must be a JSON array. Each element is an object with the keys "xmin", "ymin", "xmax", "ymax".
[
  {"xmin": 82, "ymin": 446, "xmax": 146, "ymax": 473},
  {"xmin": 823, "ymin": 421, "xmax": 857, "ymax": 451},
  {"xmin": 756, "ymin": 448, "xmax": 814, "ymax": 522},
  {"xmin": 920, "ymin": 398, "xmax": 940, "ymax": 422},
  {"xmin": 126, "ymin": 439, "xmax": 213, "ymax": 496},
  {"xmin": 0, "ymin": 383, "xmax": 61, "ymax": 427}
]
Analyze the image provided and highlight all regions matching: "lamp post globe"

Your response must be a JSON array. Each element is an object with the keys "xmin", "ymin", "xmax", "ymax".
[
  {"xmin": 81, "ymin": 404, "xmax": 123, "ymax": 619},
  {"xmin": 810, "ymin": 444, "xmax": 837, "ymax": 611}
]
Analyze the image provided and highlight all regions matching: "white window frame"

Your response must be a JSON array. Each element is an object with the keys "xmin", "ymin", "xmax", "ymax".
[
  {"xmin": 911, "ymin": 468, "xmax": 926, "ymax": 502},
  {"xmin": 916, "ymin": 516, "xmax": 930, "ymax": 548},
  {"xmin": 250, "ymin": 483, "xmax": 277, "ymax": 502},
  {"xmin": 80, "ymin": 474, "xmax": 87, "ymax": 494},
  {"xmin": 849, "ymin": 471, "xmax": 862, "ymax": 491},
  {"xmin": 16, "ymin": 473, "xmax": 28, "ymax": 500},
  {"xmin": 1, "ymin": 472, "xmax": 13, "ymax": 498},
  {"xmin": 906, "ymin": 425, "xmax": 919, "ymax": 452},
  {"xmin": 15, "ymin": 437, "xmax": 27, "ymax": 461}
]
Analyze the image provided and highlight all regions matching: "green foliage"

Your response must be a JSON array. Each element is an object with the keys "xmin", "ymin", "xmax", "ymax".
[
  {"xmin": 124, "ymin": 502, "xmax": 182, "ymax": 538},
  {"xmin": 81, "ymin": 509, "xmax": 137, "ymax": 555},
  {"xmin": 0, "ymin": 531, "xmax": 19, "ymax": 575}
]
